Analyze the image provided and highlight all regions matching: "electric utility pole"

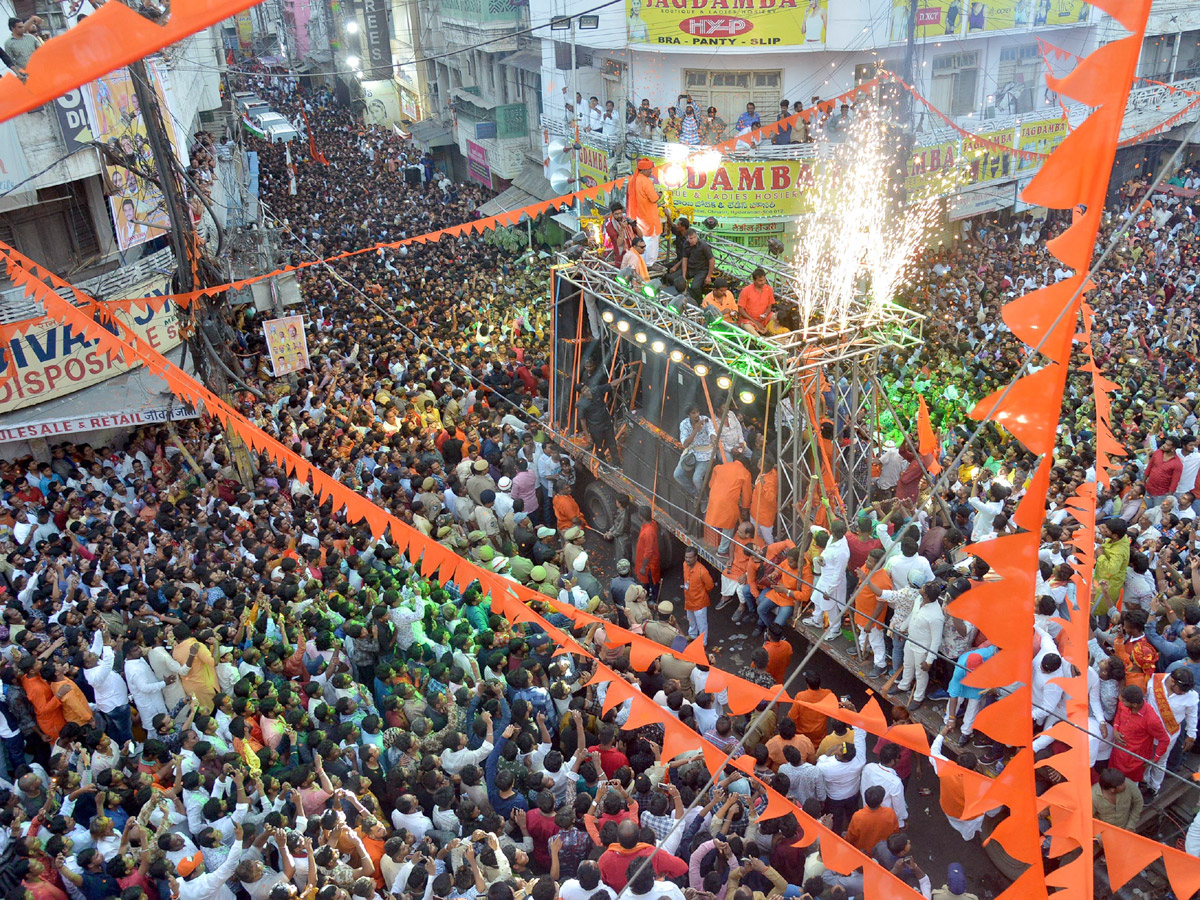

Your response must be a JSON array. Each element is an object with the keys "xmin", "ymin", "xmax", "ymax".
[
  {"xmin": 128, "ymin": 57, "xmax": 256, "ymax": 486},
  {"xmin": 896, "ymin": 0, "xmax": 919, "ymax": 203}
]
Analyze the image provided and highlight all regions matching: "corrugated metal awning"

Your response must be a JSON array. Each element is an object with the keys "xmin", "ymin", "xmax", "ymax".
[
  {"xmin": 512, "ymin": 164, "xmax": 557, "ymax": 201},
  {"xmin": 409, "ymin": 118, "xmax": 455, "ymax": 148},
  {"xmin": 478, "ymin": 185, "xmax": 540, "ymax": 217},
  {"xmin": 500, "ymin": 49, "xmax": 542, "ymax": 74}
]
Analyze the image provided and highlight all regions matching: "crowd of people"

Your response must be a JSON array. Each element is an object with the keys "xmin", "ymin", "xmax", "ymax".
[
  {"xmin": 1, "ymin": 73, "xmax": 1199, "ymax": 900},
  {"xmin": 563, "ymin": 91, "xmax": 855, "ymax": 148}
]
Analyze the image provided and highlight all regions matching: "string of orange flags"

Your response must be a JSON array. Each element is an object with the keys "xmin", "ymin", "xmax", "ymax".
[{"xmin": 885, "ymin": 73, "xmax": 1054, "ymax": 163}]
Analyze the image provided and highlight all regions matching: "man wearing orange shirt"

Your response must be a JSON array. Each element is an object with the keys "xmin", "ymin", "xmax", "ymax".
[
  {"xmin": 853, "ymin": 547, "xmax": 891, "ymax": 678},
  {"xmin": 765, "ymin": 716, "xmax": 815, "ymax": 768},
  {"xmin": 737, "ymin": 268, "xmax": 782, "ymax": 335},
  {"xmin": 789, "ymin": 669, "xmax": 834, "ymax": 747},
  {"xmin": 756, "ymin": 544, "xmax": 801, "ymax": 630},
  {"xmin": 763, "ymin": 622, "xmax": 793, "ymax": 683},
  {"xmin": 720, "ymin": 521, "xmax": 760, "ymax": 614},
  {"xmin": 845, "ymin": 785, "xmax": 900, "ymax": 852},
  {"xmin": 704, "ymin": 452, "xmax": 752, "ymax": 555},
  {"xmin": 627, "ymin": 158, "xmax": 662, "ymax": 266},
  {"xmin": 701, "ymin": 278, "xmax": 738, "ymax": 324},
  {"xmin": 635, "ymin": 505, "xmax": 662, "ymax": 602},
  {"xmin": 682, "ymin": 546, "xmax": 715, "ymax": 646},
  {"xmin": 744, "ymin": 538, "xmax": 793, "ymax": 627},
  {"xmin": 553, "ymin": 479, "xmax": 588, "ymax": 532},
  {"xmin": 750, "ymin": 458, "xmax": 778, "ymax": 543}
]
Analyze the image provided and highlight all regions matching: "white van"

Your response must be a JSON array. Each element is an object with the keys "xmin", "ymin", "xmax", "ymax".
[
  {"xmin": 265, "ymin": 122, "xmax": 299, "ymax": 143},
  {"xmin": 235, "ymin": 93, "xmax": 264, "ymax": 114}
]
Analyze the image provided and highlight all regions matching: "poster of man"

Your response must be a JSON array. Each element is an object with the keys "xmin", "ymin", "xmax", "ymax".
[
  {"xmin": 263, "ymin": 315, "xmax": 311, "ymax": 377},
  {"xmin": 81, "ymin": 62, "xmax": 183, "ymax": 251}
]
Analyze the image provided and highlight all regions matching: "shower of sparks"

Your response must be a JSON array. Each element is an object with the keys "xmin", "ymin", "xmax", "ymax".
[{"xmin": 790, "ymin": 106, "xmax": 956, "ymax": 335}]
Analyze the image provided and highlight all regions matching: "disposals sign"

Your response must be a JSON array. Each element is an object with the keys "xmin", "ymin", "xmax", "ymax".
[{"xmin": 0, "ymin": 278, "xmax": 181, "ymax": 413}]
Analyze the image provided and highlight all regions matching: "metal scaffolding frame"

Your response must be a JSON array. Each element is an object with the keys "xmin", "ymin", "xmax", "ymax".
[
  {"xmin": 555, "ymin": 250, "xmax": 924, "ymax": 382},
  {"xmin": 552, "ymin": 251, "xmax": 917, "ymax": 546},
  {"xmin": 776, "ymin": 355, "xmax": 881, "ymax": 545}
]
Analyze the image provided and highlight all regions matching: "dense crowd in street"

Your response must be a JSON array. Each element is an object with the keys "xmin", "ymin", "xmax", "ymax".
[{"xmin": 2, "ymin": 74, "xmax": 1200, "ymax": 900}]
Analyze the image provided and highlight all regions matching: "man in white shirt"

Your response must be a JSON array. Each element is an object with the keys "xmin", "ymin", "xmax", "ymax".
[
  {"xmin": 892, "ymin": 580, "xmax": 945, "ymax": 710},
  {"xmin": 390, "ymin": 794, "xmax": 434, "ymax": 837},
  {"xmin": 625, "ymin": 864, "xmax": 686, "ymax": 900},
  {"xmin": 815, "ymin": 723, "xmax": 866, "ymax": 835},
  {"xmin": 559, "ymin": 860, "xmax": 616, "ymax": 900},
  {"xmin": 967, "ymin": 481, "xmax": 1006, "ymax": 542},
  {"xmin": 885, "ymin": 536, "xmax": 933, "ymax": 594},
  {"xmin": 808, "ymin": 519, "xmax": 850, "ymax": 639},
  {"xmin": 123, "ymin": 642, "xmax": 170, "ymax": 738},
  {"xmin": 1178, "ymin": 438, "xmax": 1200, "ymax": 495},
  {"xmin": 860, "ymin": 743, "xmax": 908, "ymax": 827},
  {"xmin": 1031, "ymin": 650, "xmax": 1067, "ymax": 729},
  {"xmin": 83, "ymin": 629, "xmax": 132, "ymax": 744},
  {"xmin": 439, "ymin": 711, "xmax": 494, "ymax": 774},
  {"xmin": 587, "ymin": 96, "xmax": 604, "ymax": 133},
  {"xmin": 876, "ymin": 440, "xmax": 905, "ymax": 494},
  {"xmin": 1145, "ymin": 668, "xmax": 1199, "ymax": 792},
  {"xmin": 176, "ymin": 831, "xmax": 245, "ymax": 900}
]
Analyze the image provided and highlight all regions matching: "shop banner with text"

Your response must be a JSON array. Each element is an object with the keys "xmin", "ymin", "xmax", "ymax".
[
  {"xmin": 890, "ymin": 0, "xmax": 1090, "ymax": 42},
  {"xmin": 1016, "ymin": 119, "xmax": 1070, "ymax": 171},
  {"xmin": 650, "ymin": 157, "xmax": 813, "ymax": 218},
  {"xmin": 0, "ymin": 405, "xmax": 198, "ymax": 444},
  {"xmin": 626, "ymin": 0, "xmax": 824, "ymax": 48},
  {"xmin": 0, "ymin": 284, "xmax": 180, "ymax": 413}
]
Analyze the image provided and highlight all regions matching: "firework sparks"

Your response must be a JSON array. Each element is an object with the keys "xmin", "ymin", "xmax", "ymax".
[{"xmin": 791, "ymin": 106, "xmax": 951, "ymax": 336}]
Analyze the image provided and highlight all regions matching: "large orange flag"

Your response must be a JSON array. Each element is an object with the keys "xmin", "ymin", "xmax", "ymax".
[{"xmin": 916, "ymin": 395, "xmax": 942, "ymax": 475}]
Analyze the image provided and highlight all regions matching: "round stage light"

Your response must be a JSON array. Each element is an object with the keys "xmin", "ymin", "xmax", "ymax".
[
  {"xmin": 634, "ymin": 332, "xmax": 647, "ymax": 343},
  {"xmin": 669, "ymin": 349, "xmax": 684, "ymax": 363},
  {"xmin": 694, "ymin": 364, "xmax": 709, "ymax": 376},
  {"xmin": 651, "ymin": 340, "xmax": 666, "ymax": 353},
  {"xmin": 601, "ymin": 310, "xmax": 614, "ymax": 323},
  {"xmin": 617, "ymin": 320, "xmax": 630, "ymax": 333},
  {"xmin": 716, "ymin": 375, "xmax": 732, "ymax": 389},
  {"xmin": 739, "ymin": 390, "xmax": 755, "ymax": 404}
]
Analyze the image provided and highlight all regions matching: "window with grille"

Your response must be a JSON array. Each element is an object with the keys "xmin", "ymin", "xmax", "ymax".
[
  {"xmin": 1139, "ymin": 34, "xmax": 1176, "ymax": 79},
  {"xmin": 930, "ymin": 52, "xmax": 979, "ymax": 117},
  {"xmin": 995, "ymin": 44, "xmax": 1042, "ymax": 114},
  {"xmin": 1174, "ymin": 30, "xmax": 1200, "ymax": 81},
  {"xmin": 682, "ymin": 69, "xmax": 782, "ymax": 128}
]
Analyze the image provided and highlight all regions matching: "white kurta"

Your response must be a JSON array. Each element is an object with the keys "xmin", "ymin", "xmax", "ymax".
[
  {"xmin": 147, "ymin": 645, "xmax": 190, "ymax": 709},
  {"xmin": 124, "ymin": 656, "xmax": 168, "ymax": 723}
]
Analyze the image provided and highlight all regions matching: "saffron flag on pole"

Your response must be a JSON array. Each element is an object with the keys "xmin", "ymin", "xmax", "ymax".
[{"xmin": 917, "ymin": 395, "xmax": 942, "ymax": 475}]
